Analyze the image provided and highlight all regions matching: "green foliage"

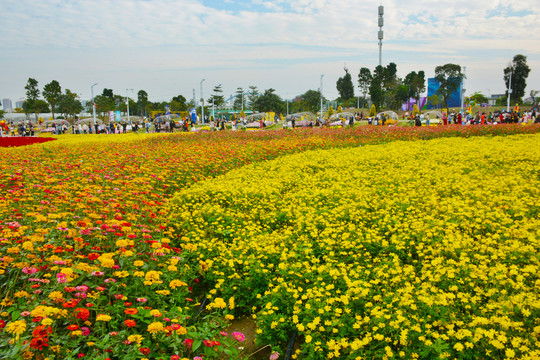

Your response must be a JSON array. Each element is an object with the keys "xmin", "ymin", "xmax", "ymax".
[
  {"xmin": 25, "ymin": 77, "xmax": 40, "ymax": 102},
  {"xmin": 336, "ymin": 67, "xmax": 355, "ymax": 100},
  {"xmin": 247, "ymin": 86, "xmax": 259, "ymax": 110},
  {"xmin": 403, "ymin": 71, "xmax": 426, "ymax": 103},
  {"xmin": 43, "ymin": 80, "xmax": 62, "ymax": 119},
  {"xmin": 358, "ymin": 67, "xmax": 372, "ymax": 106},
  {"xmin": 233, "ymin": 87, "xmax": 245, "ymax": 111},
  {"xmin": 434, "ymin": 63, "xmax": 464, "ymax": 110},
  {"xmin": 467, "ymin": 92, "xmax": 489, "ymax": 105},
  {"xmin": 428, "ymin": 94, "xmax": 440, "ymax": 109},
  {"xmin": 208, "ymin": 85, "xmax": 225, "ymax": 109},
  {"xmin": 504, "ymin": 54, "xmax": 531, "ymax": 103},
  {"xmin": 137, "ymin": 90, "xmax": 149, "ymax": 116},
  {"xmin": 297, "ymin": 89, "xmax": 322, "ymax": 113},
  {"xmin": 58, "ymin": 89, "xmax": 83, "ymax": 119},
  {"xmin": 253, "ymin": 88, "xmax": 285, "ymax": 113}
]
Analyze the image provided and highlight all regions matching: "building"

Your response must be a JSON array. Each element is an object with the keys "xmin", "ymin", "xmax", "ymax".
[
  {"xmin": 2, "ymin": 98, "xmax": 13, "ymax": 112},
  {"xmin": 427, "ymin": 78, "xmax": 462, "ymax": 109},
  {"xmin": 15, "ymin": 100, "xmax": 25, "ymax": 109}
]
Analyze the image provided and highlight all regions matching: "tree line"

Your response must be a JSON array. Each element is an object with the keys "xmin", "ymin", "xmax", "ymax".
[{"xmin": 18, "ymin": 54, "xmax": 531, "ymax": 122}]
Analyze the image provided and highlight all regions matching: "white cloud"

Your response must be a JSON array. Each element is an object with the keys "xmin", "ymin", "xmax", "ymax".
[{"xmin": 0, "ymin": 0, "xmax": 538, "ymax": 101}]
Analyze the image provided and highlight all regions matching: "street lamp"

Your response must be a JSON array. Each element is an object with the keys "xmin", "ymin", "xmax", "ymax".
[
  {"xmin": 91, "ymin": 83, "xmax": 98, "ymax": 126},
  {"xmin": 320, "ymin": 75, "xmax": 324, "ymax": 121},
  {"xmin": 507, "ymin": 68, "xmax": 512, "ymax": 112},
  {"xmin": 200, "ymin": 79, "xmax": 205, "ymax": 123},
  {"xmin": 126, "ymin": 88, "xmax": 133, "ymax": 124},
  {"xmin": 212, "ymin": 84, "xmax": 221, "ymax": 120},
  {"xmin": 460, "ymin": 67, "xmax": 466, "ymax": 115}
]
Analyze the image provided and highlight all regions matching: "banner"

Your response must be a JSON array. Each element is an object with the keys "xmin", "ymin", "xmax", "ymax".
[
  {"xmin": 115, "ymin": 111, "xmax": 122, "ymax": 122},
  {"xmin": 109, "ymin": 111, "xmax": 115, "ymax": 123}
]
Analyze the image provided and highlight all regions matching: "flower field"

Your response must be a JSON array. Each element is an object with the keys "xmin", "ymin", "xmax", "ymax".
[{"xmin": 0, "ymin": 125, "xmax": 539, "ymax": 360}]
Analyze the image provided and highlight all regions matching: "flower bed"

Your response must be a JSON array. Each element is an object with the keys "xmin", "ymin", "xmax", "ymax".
[
  {"xmin": 0, "ymin": 125, "xmax": 539, "ymax": 359},
  {"xmin": 0, "ymin": 136, "xmax": 56, "ymax": 147},
  {"xmin": 168, "ymin": 134, "xmax": 540, "ymax": 359}
]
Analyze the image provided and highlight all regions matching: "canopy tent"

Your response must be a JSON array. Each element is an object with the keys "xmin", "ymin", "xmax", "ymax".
[
  {"xmin": 286, "ymin": 112, "xmax": 316, "ymax": 121},
  {"xmin": 423, "ymin": 111, "xmax": 443, "ymax": 119},
  {"xmin": 286, "ymin": 112, "xmax": 317, "ymax": 127},
  {"xmin": 329, "ymin": 112, "xmax": 355, "ymax": 120},
  {"xmin": 42, "ymin": 119, "xmax": 71, "ymax": 127},
  {"xmin": 376, "ymin": 111, "xmax": 399, "ymax": 120},
  {"xmin": 75, "ymin": 118, "xmax": 104, "ymax": 125}
]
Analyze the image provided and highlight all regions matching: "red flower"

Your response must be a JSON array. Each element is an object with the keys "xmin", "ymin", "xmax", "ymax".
[
  {"xmin": 73, "ymin": 308, "xmax": 90, "ymax": 321},
  {"xmin": 183, "ymin": 338, "xmax": 193, "ymax": 349},
  {"xmin": 32, "ymin": 325, "xmax": 52, "ymax": 338},
  {"xmin": 124, "ymin": 319, "xmax": 136, "ymax": 328},
  {"xmin": 88, "ymin": 253, "xmax": 100, "ymax": 261},
  {"xmin": 67, "ymin": 324, "xmax": 79, "ymax": 331},
  {"xmin": 30, "ymin": 335, "xmax": 50, "ymax": 350},
  {"xmin": 124, "ymin": 308, "xmax": 138, "ymax": 315},
  {"xmin": 139, "ymin": 347, "xmax": 151, "ymax": 355}
]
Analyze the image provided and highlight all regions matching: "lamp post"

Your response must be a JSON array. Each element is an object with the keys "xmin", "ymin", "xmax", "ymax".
[
  {"xmin": 126, "ymin": 88, "xmax": 133, "ymax": 124},
  {"xmin": 91, "ymin": 83, "xmax": 98, "ymax": 126},
  {"xmin": 460, "ymin": 67, "xmax": 466, "ymax": 115},
  {"xmin": 320, "ymin": 75, "xmax": 324, "ymax": 121},
  {"xmin": 507, "ymin": 69, "xmax": 512, "ymax": 112},
  {"xmin": 212, "ymin": 84, "xmax": 221, "ymax": 120},
  {"xmin": 200, "ymin": 79, "xmax": 205, "ymax": 123}
]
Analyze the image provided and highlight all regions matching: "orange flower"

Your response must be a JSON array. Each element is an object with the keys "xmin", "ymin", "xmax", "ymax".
[
  {"xmin": 124, "ymin": 308, "xmax": 138, "ymax": 315},
  {"xmin": 124, "ymin": 319, "xmax": 136, "ymax": 328}
]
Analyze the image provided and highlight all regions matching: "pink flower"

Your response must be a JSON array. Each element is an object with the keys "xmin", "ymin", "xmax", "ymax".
[
  {"xmin": 232, "ymin": 332, "xmax": 245, "ymax": 342},
  {"xmin": 81, "ymin": 327, "xmax": 90, "ymax": 336},
  {"xmin": 171, "ymin": 356, "xmax": 180, "ymax": 360},
  {"xmin": 269, "ymin": 352, "xmax": 280, "ymax": 360},
  {"xmin": 21, "ymin": 311, "xmax": 31, "ymax": 317},
  {"xmin": 220, "ymin": 331, "xmax": 228, "ymax": 336},
  {"xmin": 22, "ymin": 267, "xmax": 38, "ymax": 274},
  {"xmin": 136, "ymin": 297, "xmax": 147, "ymax": 303},
  {"xmin": 91, "ymin": 271, "xmax": 104, "ymax": 277}
]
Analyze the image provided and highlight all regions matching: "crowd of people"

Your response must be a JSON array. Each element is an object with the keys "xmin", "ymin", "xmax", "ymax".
[{"xmin": 1, "ymin": 108, "xmax": 539, "ymax": 137}]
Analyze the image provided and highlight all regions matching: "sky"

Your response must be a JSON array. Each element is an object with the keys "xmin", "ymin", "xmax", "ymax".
[{"xmin": 1, "ymin": 0, "xmax": 539, "ymax": 105}]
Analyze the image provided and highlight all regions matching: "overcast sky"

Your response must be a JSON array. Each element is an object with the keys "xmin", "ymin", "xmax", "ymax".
[{"xmin": 1, "ymin": 0, "xmax": 539, "ymax": 105}]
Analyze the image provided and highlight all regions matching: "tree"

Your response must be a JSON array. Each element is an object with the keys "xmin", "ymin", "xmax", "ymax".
[
  {"xmin": 137, "ymin": 90, "xmax": 149, "ymax": 116},
  {"xmin": 25, "ymin": 78, "xmax": 40, "ymax": 102},
  {"xmin": 247, "ymin": 86, "xmax": 259, "ymax": 109},
  {"xmin": 43, "ymin": 80, "xmax": 62, "ymax": 119},
  {"xmin": 529, "ymin": 90, "xmax": 539, "ymax": 107},
  {"xmin": 427, "ymin": 94, "xmax": 440, "ymax": 109},
  {"xmin": 467, "ymin": 92, "xmax": 488, "ymax": 105},
  {"xmin": 336, "ymin": 67, "xmax": 355, "ymax": 101},
  {"xmin": 58, "ymin": 89, "xmax": 83, "ymax": 119},
  {"xmin": 358, "ymin": 67, "xmax": 372, "ymax": 109},
  {"xmin": 24, "ymin": 78, "xmax": 44, "ymax": 122},
  {"xmin": 369, "ymin": 65, "xmax": 385, "ymax": 109},
  {"xmin": 102, "ymin": 88, "xmax": 114, "ymax": 98},
  {"xmin": 434, "ymin": 63, "xmax": 464, "ymax": 110},
  {"xmin": 403, "ymin": 71, "xmax": 426, "ymax": 106},
  {"xmin": 253, "ymin": 88, "xmax": 285, "ymax": 113},
  {"xmin": 504, "ymin": 54, "xmax": 531, "ymax": 104},
  {"xmin": 171, "ymin": 95, "xmax": 188, "ymax": 111},
  {"xmin": 298, "ymin": 89, "xmax": 323, "ymax": 113},
  {"xmin": 208, "ymin": 85, "xmax": 225, "ymax": 109},
  {"xmin": 233, "ymin": 87, "xmax": 245, "ymax": 110}
]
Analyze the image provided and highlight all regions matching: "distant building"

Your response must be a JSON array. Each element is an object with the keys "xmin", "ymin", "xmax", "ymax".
[
  {"xmin": 2, "ymin": 98, "xmax": 13, "ymax": 112},
  {"xmin": 427, "ymin": 78, "xmax": 462, "ymax": 109},
  {"xmin": 15, "ymin": 100, "xmax": 25, "ymax": 109},
  {"xmin": 488, "ymin": 94, "xmax": 505, "ymax": 106}
]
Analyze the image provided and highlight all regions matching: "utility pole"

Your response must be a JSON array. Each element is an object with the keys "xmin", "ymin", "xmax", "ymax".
[
  {"xmin": 320, "ymin": 75, "xmax": 324, "ymax": 120},
  {"xmin": 378, "ymin": 6, "xmax": 384, "ymax": 67},
  {"xmin": 507, "ymin": 68, "xmax": 512, "ymax": 112},
  {"xmin": 200, "ymin": 79, "xmax": 205, "ymax": 123}
]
